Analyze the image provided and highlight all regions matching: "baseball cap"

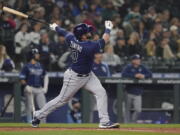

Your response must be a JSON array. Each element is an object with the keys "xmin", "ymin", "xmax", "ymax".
[{"xmin": 131, "ymin": 54, "xmax": 141, "ymax": 60}]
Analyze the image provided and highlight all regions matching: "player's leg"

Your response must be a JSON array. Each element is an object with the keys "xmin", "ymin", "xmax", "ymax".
[
  {"xmin": 124, "ymin": 93, "xmax": 133, "ymax": 123},
  {"xmin": 35, "ymin": 91, "xmax": 46, "ymax": 123},
  {"xmin": 24, "ymin": 86, "xmax": 34, "ymax": 123},
  {"xmin": 132, "ymin": 95, "xmax": 142, "ymax": 123},
  {"xmin": 83, "ymin": 72, "xmax": 119, "ymax": 128},
  {"xmin": 34, "ymin": 69, "xmax": 88, "ymax": 121}
]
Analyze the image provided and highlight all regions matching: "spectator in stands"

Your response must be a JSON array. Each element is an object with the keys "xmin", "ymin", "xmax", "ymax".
[
  {"xmin": 92, "ymin": 52, "xmax": 111, "ymax": 77},
  {"xmin": 53, "ymin": 35, "xmax": 68, "ymax": 58},
  {"xmin": 101, "ymin": 0, "xmax": 117, "ymax": 21},
  {"xmin": 127, "ymin": 32, "xmax": 143, "ymax": 56},
  {"xmin": 48, "ymin": 6, "xmax": 61, "ymax": 21},
  {"xmin": 28, "ymin": 23, "xmax": 42, "ymax": 45},
  {"xmin": 82, "ymin": 12, "xmax": 96, "ymax": 30},
  {"xmin": 0, "ymin": 13, "xmax": 16, "ymax": 58},
  {"xmin": 38, "ymin": 32, "xmax": 55, "ymax": 70},
  {"xmin": 15, "ymin": 23, "xmax": 30, "ymax": 64},
  {"xmin": 145, "ymin": 40, "xmax": 156, "ymax": 57},
  {"xmin": 161, "ymin": 10, "xmax": 170, "ymax": 28},
  {"xmin": 1, "ymin": 0, "xmax": 180, "ymax": 72},
  {"xmin": 50, "ymin": 35, "xmax": 68, "ymax": 71},
  {"xmin": 156, "ymin": 38, "xmax": 175, "ymax": 59},
  {"xmin": 41, "ymin": 0, "xmax": 56, "ymax": 21},
  {"xmin": 123, "ymin": 3, "xmax": 141, "ymax": 38},
  {"xmin": 123, "ymin": 15, "xmax": 141, "ymax": 38},
  {"xmin": 149, "ymin": 23, "xmax": 163, "ymax": 44},
  {"xmin": 0, "ymin": 45, "xmax": 15, "ymax": 72},
  {"xmin": 103, "ymin": 45, "xmax": 121, "ymax": 73},
  {"xmin": 138, "ymin": 21, "xmax": 149, "ymax": 44},
  {"xmin": 33, "ymin": 6, "xmax": 46, "ymax": 21},
  {"xmin": 146, "ymin": 6, "xmax": 157, "ymax": 21},
  {"xmin": 28, "ymin": 0, "xmax": 40, "ymax": 10},
  {"xmin": 72, "ymin": 0, "xmax": 88, "ymax": 17},
  {"xmin": 114, "ymin": 38, "xmax": 128, "ymax": 57},
  {"xmin": 143, "ymin": 6, "xmax": 157, "ymax": 31},
  {"xmin": 67, "ymin": 98, "xmax": 82, "ymax": 123},
  {"xmin": 116, "ymin": 29, "xmax": 125, "ymax": 40},
  {"xmin": 109, "ymin": 15, "xmax": 122, "ymax": 46},
  {"xmin": 124, "ymin": 3, "xmax": 141, "ymax": 22},
  {"xmin": 170, "ymin": 25, "xmax": 180, "ymax": 56},
  {"xmin": 122, "ymin": 54, "xmax": 152, "ymax": 123}
]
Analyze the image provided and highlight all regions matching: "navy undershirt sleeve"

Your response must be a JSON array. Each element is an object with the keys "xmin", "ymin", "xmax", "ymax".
[{"xmin": 55, "ymin": 26, "xmax": 69, "ymax": 37}]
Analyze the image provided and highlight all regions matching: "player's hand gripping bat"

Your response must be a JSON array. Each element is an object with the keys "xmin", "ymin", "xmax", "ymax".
[{"xmin": 2, "ymin": 6, "xmax": 49, "ymax": 26}]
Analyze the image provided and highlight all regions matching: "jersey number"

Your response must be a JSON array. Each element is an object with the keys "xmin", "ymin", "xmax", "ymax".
[{"xmin": 71, "ymin": 50, "xmax": 78, "ymax": 63}]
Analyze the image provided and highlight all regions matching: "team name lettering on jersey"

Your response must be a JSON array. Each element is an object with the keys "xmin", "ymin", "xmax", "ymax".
[
  {"xmin": 70, "ymin": 41, "xmax": 82, "ymax": 52},
  {"xmin": 29, "ymin": 68, "xmax": 43, "ymax": 76}
]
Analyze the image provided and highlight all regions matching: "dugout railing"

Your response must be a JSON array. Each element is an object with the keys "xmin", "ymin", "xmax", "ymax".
[{"xmin": 0, "ymin": 72, "xmax": 179, "ymax": 123}]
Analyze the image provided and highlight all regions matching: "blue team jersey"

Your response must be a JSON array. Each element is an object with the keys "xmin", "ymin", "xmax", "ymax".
[
  {"xmin": 56, "ymin": 27, "xmax": 106, "ymax": 74},
  {"xmin": 19, "ymin": 62, "xmax": 46, "ymax": 87},
  {"xmin": 92, "ymin": 62, "xmax": 111, "ymax": 77},
  {"xmin": 121, "ymin": 64, "xmax": 152, "ymax": 95}
]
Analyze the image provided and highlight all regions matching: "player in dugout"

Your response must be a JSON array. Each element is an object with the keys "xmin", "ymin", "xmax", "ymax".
[
  {"xmin": 122, "ymin": 54, "xmax": 152, "ymax": 123},
  {"xmin": 31, "ymin": 20, "xmax": 120, "ymax": 128},
  {"xmin": 19, "ymin": 49, "xmax": 49, "ymax": 123}
]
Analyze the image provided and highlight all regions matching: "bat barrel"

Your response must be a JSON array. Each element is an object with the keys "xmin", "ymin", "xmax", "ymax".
[{"xmin": 2, "ymin": 6, "xmax": 28, "ymax": 18}]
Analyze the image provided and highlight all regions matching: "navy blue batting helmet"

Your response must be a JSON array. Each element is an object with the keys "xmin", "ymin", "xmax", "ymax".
[{"xmin": 73, "ymin": 23, "xmax": 93, "ymax": 40}]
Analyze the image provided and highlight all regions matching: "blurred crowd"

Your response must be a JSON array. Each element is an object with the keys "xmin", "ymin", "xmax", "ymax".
[{"xmin": 0, "ymin": 0, "xmax": 180, "ymax": 73}]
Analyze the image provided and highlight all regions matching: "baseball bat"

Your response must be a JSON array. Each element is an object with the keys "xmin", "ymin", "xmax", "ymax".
[{"xmin": 2, "ymin": 6, "xmax": 49, "ymax": 26}]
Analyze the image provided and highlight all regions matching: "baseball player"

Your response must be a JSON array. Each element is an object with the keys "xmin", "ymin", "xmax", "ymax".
[
  {"xmin": 32, "ymin": 21, "xmax": 119, "ymax": 128},
  {"xmin": 122, "ymin": 54, "xmax": 152, "ymax": 123},
  {"xmin": 19, "ymin": 49, "xmax": 49, "ymax": 123}
]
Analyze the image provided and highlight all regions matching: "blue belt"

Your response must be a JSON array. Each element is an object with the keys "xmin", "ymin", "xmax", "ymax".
[{"xmin": 29, "ymin": 85, "xmax": 42, "ymax": 88}]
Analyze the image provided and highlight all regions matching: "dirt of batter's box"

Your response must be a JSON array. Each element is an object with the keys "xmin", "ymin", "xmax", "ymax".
[{"xmin": 0, "ymin": 127, "xmax": 180, "ymax": 133}]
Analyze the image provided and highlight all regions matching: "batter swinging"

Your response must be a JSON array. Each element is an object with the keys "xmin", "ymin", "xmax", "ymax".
[{"xmin": 32, "ymin": 20, "xmax": 120, "ymax": 128}]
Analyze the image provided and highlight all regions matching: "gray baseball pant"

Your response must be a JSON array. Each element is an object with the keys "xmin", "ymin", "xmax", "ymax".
[
  {"xmin": 34, "ymin": 69, "xmax": 110, "ymax": 124},
  {"xmin": 124, "ymin": 93, "xmax": 142, "ymax": 123},
  {"xmin": 24, "ymin": 86, "xmax": 46, "ymax": 123}
]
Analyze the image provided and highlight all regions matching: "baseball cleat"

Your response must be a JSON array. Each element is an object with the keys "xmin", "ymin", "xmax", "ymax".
[
  {"xmin": 99, "ymin": 121, "xmax": 120, "ymax": 128},
  {"xmin": 31, "ymin": 117, "xmax": 40, "ymax": 127}
]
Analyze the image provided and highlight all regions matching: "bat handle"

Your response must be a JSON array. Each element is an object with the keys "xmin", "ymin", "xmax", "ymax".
[{"xmin": 28, "ymin": 16, "xmax": 49, "ymax": 27}]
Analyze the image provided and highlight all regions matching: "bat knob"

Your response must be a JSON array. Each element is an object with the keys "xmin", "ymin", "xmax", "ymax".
[{"xmin": 28, "ymin": 15, "xmax": 33, "ymax": 20}]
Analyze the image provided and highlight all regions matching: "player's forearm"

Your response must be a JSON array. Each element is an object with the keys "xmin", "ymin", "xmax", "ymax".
[
  {"xmin": 102, "ymin": 30, "xmax": 110, "ymax": 44},
  {"xmin": 103, "ymin": 21, "xmax": 113, "ymax": 44},
  {"xmin": 55, "ymin": 26, "xmax": 68, "ymax": 37}
]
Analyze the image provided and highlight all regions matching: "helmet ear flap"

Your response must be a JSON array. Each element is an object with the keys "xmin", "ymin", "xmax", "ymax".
[
  {"xmin": 73, "ymin": 23, "xmax": 93, "ymax": 40},
  {"xmin": 88, "ymin": 25, "xmax": 94, "ymax": 33}
]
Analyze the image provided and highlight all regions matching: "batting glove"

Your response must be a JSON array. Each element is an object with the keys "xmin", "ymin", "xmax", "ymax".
[
  {"xmin": 105, "ymin": 20, "xmax": 113, "ymax": 30},
  {"xmin": 49, "ymin": 23, "xmax": 58, "ymax": 31}
]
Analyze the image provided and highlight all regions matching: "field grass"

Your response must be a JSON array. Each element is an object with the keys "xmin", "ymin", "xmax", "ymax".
[{"xmin": 0, "ymin": 123, "xmax": 179, "ymax": 135}]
